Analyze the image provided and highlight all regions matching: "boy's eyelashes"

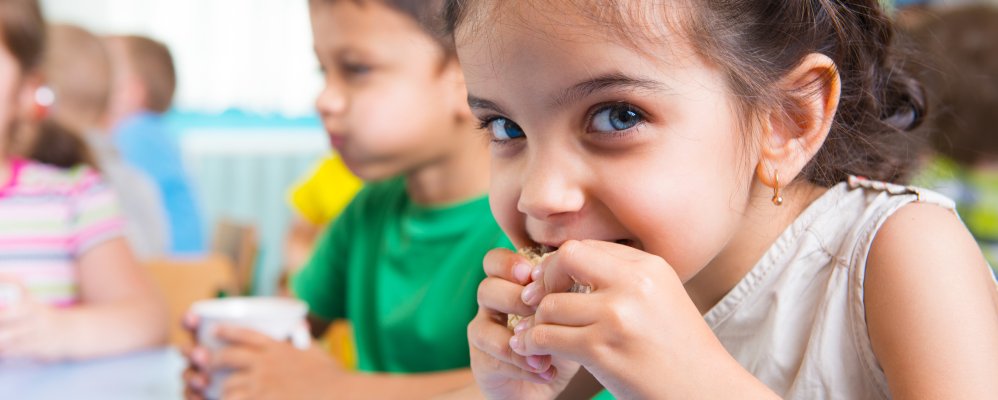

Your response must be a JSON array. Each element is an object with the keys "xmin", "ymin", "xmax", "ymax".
[
  {"xmin": 317, "ymin": 61, "xmax": 374, "ymax": 78},
  {"xmin": 342, "ymin": 62, "xmax": 372, "ymax": 75}
]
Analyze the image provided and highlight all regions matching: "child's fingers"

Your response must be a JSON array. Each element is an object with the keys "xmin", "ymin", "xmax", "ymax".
[
  {"xmin": 221, "ymin": 373, "xmax": 253, "ymax": 400},
  {"xmin": 220, "ymin": 387, "xmax": 252, "ymax": 400},
  {"xmin": 533, "ymin": 292, "xmax": 602, "ymax": 328},
  {"xmin": 510, "ymin": 323, "xmax": 589, "ymax": 360},
  {"xmin": 478, "ymin": 276, "xmax": 534, "ymax": 317},
  {"xmin": 208, "ymin": 346, "xmax": 259, "ymax": 371},
  {"xmin": 525, "ymin": 252, "xmax": 575, "ymax": 299},
  {"xmin": 183, "ymin": 312, "xmax": 200, "ymax": 333},
  {"xmin": 183, "ymin": 346, "xmax": 211, "ymax": 370},
  {"xmin": 182, "ymin": 366, "xmax": 209, "ymax": 392},
  {"xmin": 484, "ymin": 248, "xmax": 533, "ymax": 284},
  {"xmin": 214, "ymin": 325, "xmax": 277, "ymax": 348},
  {"xmin": 182, "ymin": 385, "xmax": 206, "ymax": 400},
  {"xmin": 544, "ymin": 240, "xmax": 659, "ymax": 292},
  {"xmin": 510, "ymin": 316, "xmax": 553, "ymax": 373},
  {"xmin": 468, "ymin": 310, "xmax": 547, "ymax": 374},
  {"xmin": 469, "ymin": 347, "xmax": 559, "ymax": 385}
]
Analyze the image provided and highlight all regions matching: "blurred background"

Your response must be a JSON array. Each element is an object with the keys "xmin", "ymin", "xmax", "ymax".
[{"xmin": 42, "ymin": 0, "xmax": 328, "ymax": 295}]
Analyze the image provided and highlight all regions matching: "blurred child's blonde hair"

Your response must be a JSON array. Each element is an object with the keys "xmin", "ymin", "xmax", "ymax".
[
  {"xmin": 44, "ymin": 24, "xmax": 112, "ymax": 131},
  {"xmin": 108, "ymin": 35, "xmax": 176, "ymax": 113}
]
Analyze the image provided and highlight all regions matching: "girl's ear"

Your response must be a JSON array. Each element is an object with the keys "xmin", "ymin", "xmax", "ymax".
[
  {"xmin": 17, "ymin": 72, "xmax": 46, "ymax": 122},
  {"xmin": 756, "ymin": 53, "xmax": 841, "ymax": 188}
]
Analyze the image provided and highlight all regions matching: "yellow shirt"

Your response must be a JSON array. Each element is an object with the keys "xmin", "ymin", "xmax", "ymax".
[{"xmin": 287, "ymin": 155, "xmax": 363, "ymax": 225}]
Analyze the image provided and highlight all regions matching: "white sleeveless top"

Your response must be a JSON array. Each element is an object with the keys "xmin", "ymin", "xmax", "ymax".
[{"xmin": 704, "ymin": 177, "xmax": 979, "ymax": 399}]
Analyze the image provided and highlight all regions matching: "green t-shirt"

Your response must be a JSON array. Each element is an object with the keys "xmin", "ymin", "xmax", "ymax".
[{"xmin": 292, "ymin": 177, "xmax": 513, "ymax": 373}]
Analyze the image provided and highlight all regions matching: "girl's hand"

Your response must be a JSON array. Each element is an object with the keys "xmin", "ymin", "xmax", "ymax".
[
  {"xmin": 0, "ymin": 279, "xmax": 63, "ymax": 360},
  {"xmin": 186, "ymin": 325, "xmax": 342, "ymax": 400},
  {"xmin": 181, "ymin": 313, "xmax": 209, "ymax": 400},
  {"xmin": 514, "ymin": 240, "xmax": 747, "ymax": 399},
  {"xmin": 467, "ymin": 248, "xmax": 579, "ymax": 400}
]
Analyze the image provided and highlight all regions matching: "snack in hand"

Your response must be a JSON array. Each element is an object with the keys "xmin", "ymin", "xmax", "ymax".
[{"xmin": 507, "ymin": 247, "xmax": 591, "ymax": 330}]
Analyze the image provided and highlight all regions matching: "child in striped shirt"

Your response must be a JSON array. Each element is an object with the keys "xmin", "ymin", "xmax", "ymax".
[{"xmin": 0, "ymin": 0, "xmax": 166, "ymax": 361}]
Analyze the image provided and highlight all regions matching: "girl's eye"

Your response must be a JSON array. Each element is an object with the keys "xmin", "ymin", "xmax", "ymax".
[
  {"xmin": 487, "ymin": 118, "xmax": 526, "ymax": 141},
  {"xmin": 590, "ymin": 104, "xmax": 644, "ymax": 132}
]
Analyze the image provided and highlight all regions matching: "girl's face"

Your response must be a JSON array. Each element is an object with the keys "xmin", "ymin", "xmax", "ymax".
[
  {"xmin": 310, "ymin": 1, "xmax": 466, "ymax": 181},
  {"xmin": 457, "ymin": 5, "xmax": 761, "ymax": 281}
]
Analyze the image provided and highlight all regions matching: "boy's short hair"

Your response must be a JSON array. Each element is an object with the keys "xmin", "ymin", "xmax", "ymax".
[
  {"xmin": 45, "ymin": 24, "xmax": 111, "ymax": 126},
  {"xmin": 313, "ymin": 0, "xmax": 454, "ymax": 57},
  {"xmin": 910, "ymin": 5, "xmax": 998, "ymax": 166},
  {"xmin": 111, "ymin": 35, "xmax": 176, "ymax": 113}
]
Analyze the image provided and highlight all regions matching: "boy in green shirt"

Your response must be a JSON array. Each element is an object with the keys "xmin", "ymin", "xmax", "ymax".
[
  {"xmin": 182, "ymin": 0, "xmax": 509, "ymax": 398},
  {"xmin": 296, "ymin": 177, "xmax": 510, "ymax": 372}
]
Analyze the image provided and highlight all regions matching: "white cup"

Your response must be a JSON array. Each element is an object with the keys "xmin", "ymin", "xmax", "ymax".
[{"xmin": 190, "ymin": 297, "xmax": 310, "ymax": 399}]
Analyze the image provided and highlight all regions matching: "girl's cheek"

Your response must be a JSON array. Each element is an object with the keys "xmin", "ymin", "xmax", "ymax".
[{"xmin": 489, "ymin": 186, "xmax": 524, "ymax": 240}]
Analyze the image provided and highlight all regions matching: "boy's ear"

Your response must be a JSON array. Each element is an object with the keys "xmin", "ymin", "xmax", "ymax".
[
  {"xmin": 126, "ymin": 75, "xmax": 149, "ymax": 110},
  {"xmin": 441, "ymin": 58, "xmax": 474, "ymax": 121},
  {"xmin": 756, "ymin": 53, "xmax": 841, "ymax": 188}
]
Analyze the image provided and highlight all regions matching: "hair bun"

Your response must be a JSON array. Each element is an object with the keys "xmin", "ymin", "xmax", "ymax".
[{"xmin": 881, "ymin": 72, "xmax": 927, "ymax": 133}]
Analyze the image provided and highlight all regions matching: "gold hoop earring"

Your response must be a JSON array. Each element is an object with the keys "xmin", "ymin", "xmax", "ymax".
[{"xmin": 772, "ymin": 170, "xmax": 784, "ymax": 206}]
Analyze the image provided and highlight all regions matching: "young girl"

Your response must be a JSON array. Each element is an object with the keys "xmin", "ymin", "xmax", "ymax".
[
  {"xmin": 0, "ymin": 0, "xmax": 167, "ymax": 361},
  {"xmin": 445, "ymin": 0, "xmax": 998, "ymax": 398},
  {"xmin": 182, "ymin": 0, "xmax": 511, "ymax": 399}
]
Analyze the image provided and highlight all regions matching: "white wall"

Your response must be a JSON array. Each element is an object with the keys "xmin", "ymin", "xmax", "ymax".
[{"xmin": 40, "ymin": 0, "xmax": 323, "ymax": 116}]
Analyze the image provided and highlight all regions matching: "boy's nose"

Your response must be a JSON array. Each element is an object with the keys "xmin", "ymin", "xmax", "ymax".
[
  {"xmin": 516, "ymin": 155, "xmax": 586, "ymax": 220},
  {"xmin": 315, "ymin": 82, "xmax": 347, "ymax": 116}
]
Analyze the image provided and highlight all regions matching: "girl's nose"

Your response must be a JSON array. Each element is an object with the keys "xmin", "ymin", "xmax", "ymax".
[{"xmin": 516, "ymin": 154, "xmax": 586, "ymax": 220}]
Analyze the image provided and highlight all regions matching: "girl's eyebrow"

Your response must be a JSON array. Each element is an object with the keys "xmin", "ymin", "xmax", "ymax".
[
  {"xmin": 467, "ymin": 95, "xmax": 507, "ymax": 114},
  {"xmin": 553, "ymin": 72, "xmax": 670, "ymax": 108},
  {"xmin": 466, "ymin": 72, "xmax": 668, "ymax": 115}
]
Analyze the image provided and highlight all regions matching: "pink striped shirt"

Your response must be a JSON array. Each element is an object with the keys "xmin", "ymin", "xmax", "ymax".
[{"xmin": 0, "ymin": 159, "xmax": 124, "ymax": 306}]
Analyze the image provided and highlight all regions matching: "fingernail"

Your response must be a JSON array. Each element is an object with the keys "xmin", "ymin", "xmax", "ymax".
[
  {"xmin": 521, "ymin": 282, "xmax": 539, "ymax": 305},
  {"xmin": 526, "ymin": 355, "xmax": 542, "ymax": 370},
  {"xmin": 531, "ymin": 265, "xmax": 543, "ymax": 281},
  {"xmin": 514, "ymin": 319, "xmax": 529, "ymax": 334},
  {"xmin": 508, "ymin": 334, "xmax": 522, "ymax": 353},
  {"xmin": 512, "ymin": 262, "xmax": 531, "ymax": 284}
]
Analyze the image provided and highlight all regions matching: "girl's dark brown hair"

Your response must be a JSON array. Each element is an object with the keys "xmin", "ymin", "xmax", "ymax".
[
  {"xmin": 444, "ymin": 0, "xmax": 928, "ymax": 186},
  {"xmin": 0, "ymin": 0, "xmax": 94, "ymax": 168}
]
